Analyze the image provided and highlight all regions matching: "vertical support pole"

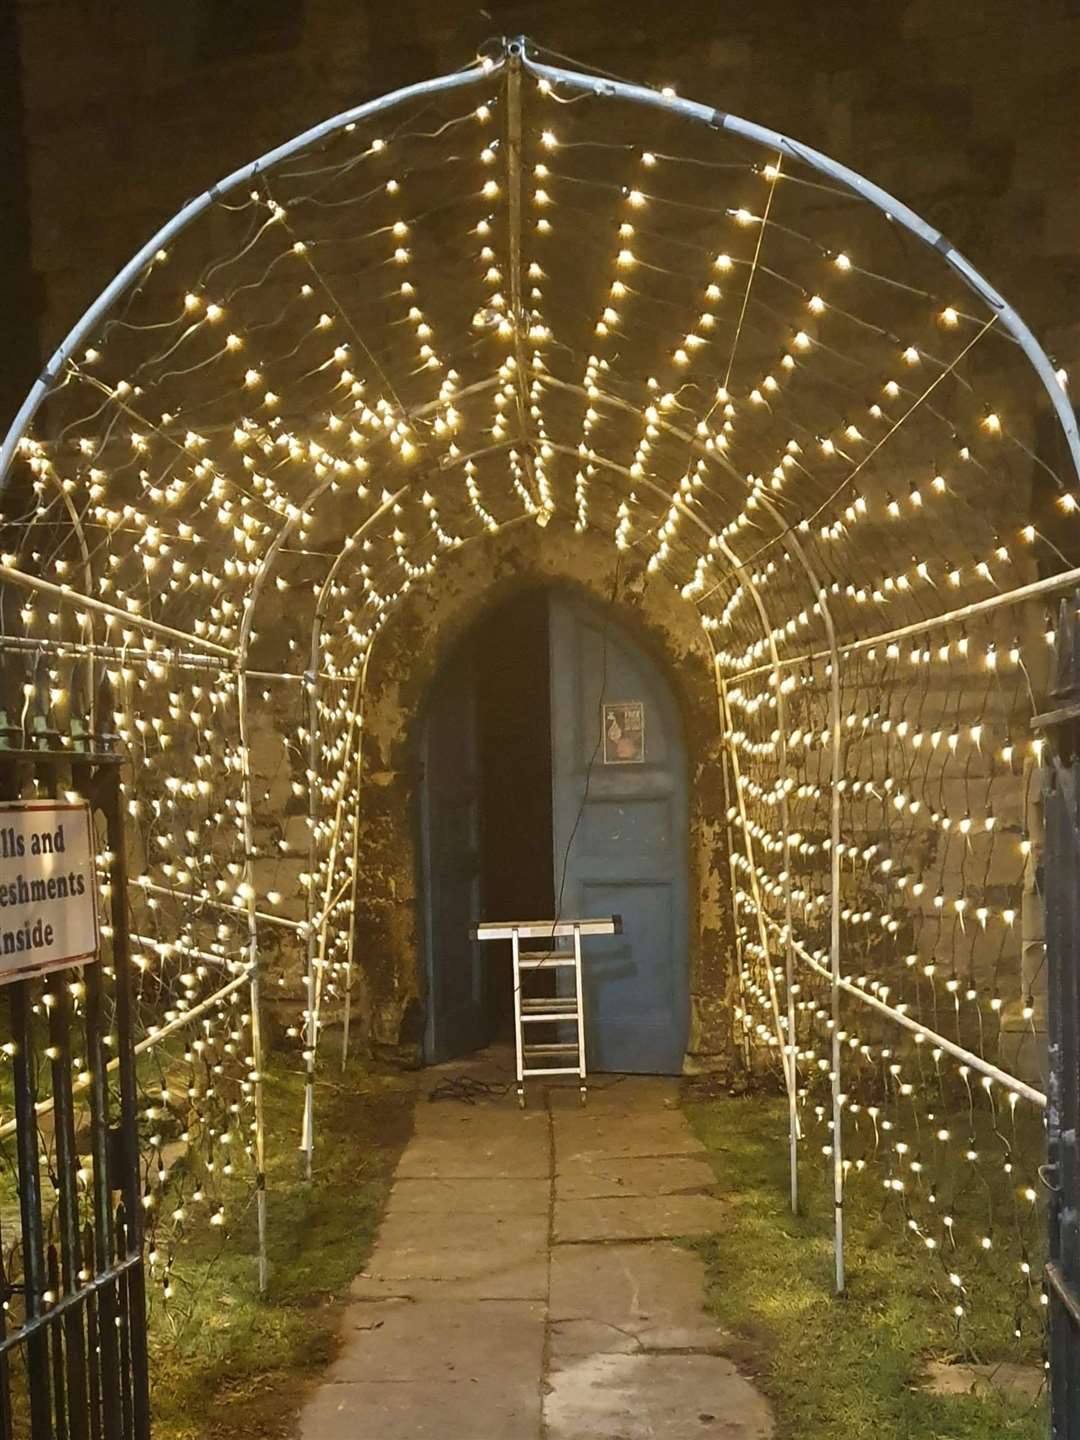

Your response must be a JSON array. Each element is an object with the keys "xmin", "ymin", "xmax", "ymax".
[
  {"xmin": 340, "ymin": 703, "xmax": 363, "ymax": 1072},
  {"xmin": 309, "ymin": 671, "xmax": 365, "ymax": 1095},
  {"xmin": 826, "ymin": 639, "xmax": 844, "ymax": 1291},
  {"xmin": 342, "ymin": 641, "xmax": 374, "ymax": 1070},
  {"xmin": 754, "ymin": 516, "xmax": 844, "ymax": 1283},
  {"xmin": 512, "ymin": 927, "xmax": 525, "ymax": 1107},
  {"xmin": 712, "ymin": 540, "xmax": 801, "ymax": 1214},
  {"xmin": 235, "ymin": 665, "xmax": 268, "ymax": 1294},
  {"xmin": 302, "ymin": 630, "xmax": 320, "ymax": 1181},
  {"xmin": 717, "ymin": 676, "xmax": 797, "ymax": 1105},
  {"xmin": 573, "ymin": 923, "xmax": 587, "ymax": 1101},
  {"xmin": 708, "ymin": 641, "xmax": 755, "ymax": 1068},
  {"xmin": 776, "ymin": 698, "xmax": 800, "ymax": 1217}
]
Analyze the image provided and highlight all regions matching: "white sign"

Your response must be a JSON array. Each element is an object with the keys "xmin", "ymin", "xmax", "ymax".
[{"xmin": 0, "ymin": 800, "xmax": 100, "ymax": 984}]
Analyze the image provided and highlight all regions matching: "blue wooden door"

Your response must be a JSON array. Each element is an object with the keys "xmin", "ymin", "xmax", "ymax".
[
  {"xmin": 548, "ymin": 593, "xmax": 690, "ymax": 1073},
  {"xmin": 420, "ymin": 646, "xmax": 487, "ymax": 1063}
]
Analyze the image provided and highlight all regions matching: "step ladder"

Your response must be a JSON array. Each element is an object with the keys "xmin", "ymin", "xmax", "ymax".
[{"xmin": 472, "ymin": 917, "xmax": 621, "ymax": 1107}]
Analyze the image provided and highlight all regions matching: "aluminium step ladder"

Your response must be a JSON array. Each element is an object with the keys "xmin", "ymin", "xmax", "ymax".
[{"xmin": 472, "ymin": 917, "xmax": 621, "ymax": 1107}]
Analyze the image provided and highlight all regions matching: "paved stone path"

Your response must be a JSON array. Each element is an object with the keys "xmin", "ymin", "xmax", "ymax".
[{"xmin": 297, "ymin": 1060, "xmax": 772, "ymax": 1439}]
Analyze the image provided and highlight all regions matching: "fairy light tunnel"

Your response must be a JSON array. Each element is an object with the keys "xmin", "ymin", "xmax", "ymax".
[{"xmin": 0, "ymin": 35, "xmax": 1077, "ymax": 1368}]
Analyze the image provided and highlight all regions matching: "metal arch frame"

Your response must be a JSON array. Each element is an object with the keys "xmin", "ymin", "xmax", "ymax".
[
  {"xmin": 0, "ymin": 58, "xmax": 504, "ymax": 489},
  {"xmin": 0, "ymin": 33, "xmax": 1068, "ymax": 1316},
  {"xmin": 520, "ymin": 45, "xmax": 1080, "ymax": 491},
  {"xmin": 513, "ymin": 42, "xmax": 1079, "ymax": 1292}
]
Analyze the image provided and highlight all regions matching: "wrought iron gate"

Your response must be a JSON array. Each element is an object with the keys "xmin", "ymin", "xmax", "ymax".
[
  {"xmin": 0, "ymin": 714, "xmax": 149, "ymax": 1439},
  {"xmin": 1043, "ymin": 592, "xmax": 1080, "ymax": 1438}
]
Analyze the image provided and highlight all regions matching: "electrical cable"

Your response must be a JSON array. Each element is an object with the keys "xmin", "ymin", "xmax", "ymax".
[{"xmin": 549, "ymin": 553, "xmax": 624, "ymax": 946}]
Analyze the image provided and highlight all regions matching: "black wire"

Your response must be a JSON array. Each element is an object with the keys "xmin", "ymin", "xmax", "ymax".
[{"xmin": 550, "ymin": 555, "xmax": 623, "ymax": 942}]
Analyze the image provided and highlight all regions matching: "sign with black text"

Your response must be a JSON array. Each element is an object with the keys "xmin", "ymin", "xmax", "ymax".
[{"xmin": 0, "ymin": 800, "xmax": 100, "ymax": 983}]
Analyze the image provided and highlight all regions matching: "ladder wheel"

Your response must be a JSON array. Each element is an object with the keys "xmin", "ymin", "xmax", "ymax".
[
  {"xmin": 517, "ymin": 1087, "xmax": 526, "ymax": 1110},
  {"xmin": 579, "ymin": 1087, "xmax": 587, "ymax": 1107}
]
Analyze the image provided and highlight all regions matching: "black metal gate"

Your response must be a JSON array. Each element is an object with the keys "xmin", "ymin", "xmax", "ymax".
[
  {"xmin": 0, "ymin": 717, "xmax": 149, "ymax": 1439},
  {"xmin": 1043, "ymin": 592, "xmax": 1080, "ymax": 1438}
]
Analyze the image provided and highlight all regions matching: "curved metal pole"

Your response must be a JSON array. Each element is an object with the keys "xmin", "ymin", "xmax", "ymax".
[
  {"xmin": 0, "ymin": 59, "xmax": 504, "ymax": 489},
  {"xmin": 520, "ymin": 46, "xmax": 1080, "ymax": 488}
]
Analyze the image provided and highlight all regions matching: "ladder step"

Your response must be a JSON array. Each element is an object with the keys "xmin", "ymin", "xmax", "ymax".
[
  {"xmin": 518, "ymin": 953, "xmax": 575, "ymax": 969},
  {"xmin": 521, "ymin": 1013, "xmax": 580, "ymax": 1024},
  {"xmin": 521, "ymin": 997, "xmax": 579, "ymax": 1013},
  {"xmin": 523, "ymin": 1042, "xmax": 580, "ymax": 1054}
]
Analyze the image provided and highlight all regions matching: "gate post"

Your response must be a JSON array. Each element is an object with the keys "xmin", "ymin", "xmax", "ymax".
[{"xmin": 1041, "ymin": 591, "xmax": 1080, "ymax": 1437}]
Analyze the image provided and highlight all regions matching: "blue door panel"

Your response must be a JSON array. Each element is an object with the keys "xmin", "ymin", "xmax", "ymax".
[
  {"xmin": 581, "ymin": 798, "xmax": 672, "ymax": 852},
  {"xmin": 549, "ymin": 594, "xmax": 689, "ymax": 1075}
]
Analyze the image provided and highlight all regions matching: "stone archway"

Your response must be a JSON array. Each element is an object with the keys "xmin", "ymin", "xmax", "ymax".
[{"xmin": 354, "ymin": 521, "xmax": 735, "ymax": 1067}]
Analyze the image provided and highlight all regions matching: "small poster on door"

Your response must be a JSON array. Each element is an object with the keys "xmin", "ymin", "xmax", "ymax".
[{"xmin": 602, "ymin": 702, "xmax": 645, "ymax": 764}]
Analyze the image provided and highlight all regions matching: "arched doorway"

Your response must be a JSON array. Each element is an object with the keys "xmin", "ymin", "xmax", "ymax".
[{"xmin": 419, "ymin": 587, "xmax": 690, "ymax": 1073}]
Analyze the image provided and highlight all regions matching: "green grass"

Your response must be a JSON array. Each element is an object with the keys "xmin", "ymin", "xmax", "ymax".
[
  {"xmin": 149, "ymin": 1053, "xmax": 414, "ymax": 1440},
  {"xmin": 683, "ymin": 1089, "xmax": 1047, "ymax": 1440}
]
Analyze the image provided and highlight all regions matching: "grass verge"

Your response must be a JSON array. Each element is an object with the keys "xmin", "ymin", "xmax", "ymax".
[
  {"xmin": 683, "ymin": 1088, "xmax": 1047, "ymax": 1440},
  {"xmin": 149, "ymin": 1053, "xmax": 414, "ymax": 1440}
]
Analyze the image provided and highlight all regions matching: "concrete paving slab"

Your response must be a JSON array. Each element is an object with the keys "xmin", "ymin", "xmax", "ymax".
[
  {"xmin": 411, "ymin": 1103, "xmax": 544, "ymax": 1136},
  {"xmin": 549, "ymin": 1241, "xmax": 725, "ymax": 1352},
  {"xmin": 299, "ymin": 1053, "xmax": 770, "ymax": 1440},
  {"xmin": 325, "ymin": 1298, "xmax": 545, "ymax": 1383},
  {"xmin": 554, "ymin": 1112, "xmax": 705, "ymax": 1163},
  {"xmin": 298, "ymin": 1375, "xmax": 541, "ymax": 1440},
  {"xmin": 554, "ymin": 1192, "xmax": 724, "ymax": 1242},
  {"xmin": 362, "ymin": 1210, "xmax": 549, "ymax": 1283},
  {"xmin": 547, "ymin": 1077, "xmax": 682, "ymax": 1112},
  {"xmin": 385, "ymin": 1175, "xmax": 550, "ymax": 1216},
  {"xmin": 395, "ymin": 1127, "xmax": 550, "ymax": 1179},
  {"xmin": 544, "ymin": 1352, "xmax": 773, "ymax": 1439},
  {"xmin": 348, "ymin": 1262, "xmax": 548, "ymax": 1302},
  {"xmin": 555, "ymin": 1154, "xmax": 717, "ymax": 1200}
]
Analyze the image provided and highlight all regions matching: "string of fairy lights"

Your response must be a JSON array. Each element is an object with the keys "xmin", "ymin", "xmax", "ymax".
[{"xmin": 0, "ymin": 39, "xmax": 1075, "ymax": 1382}]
